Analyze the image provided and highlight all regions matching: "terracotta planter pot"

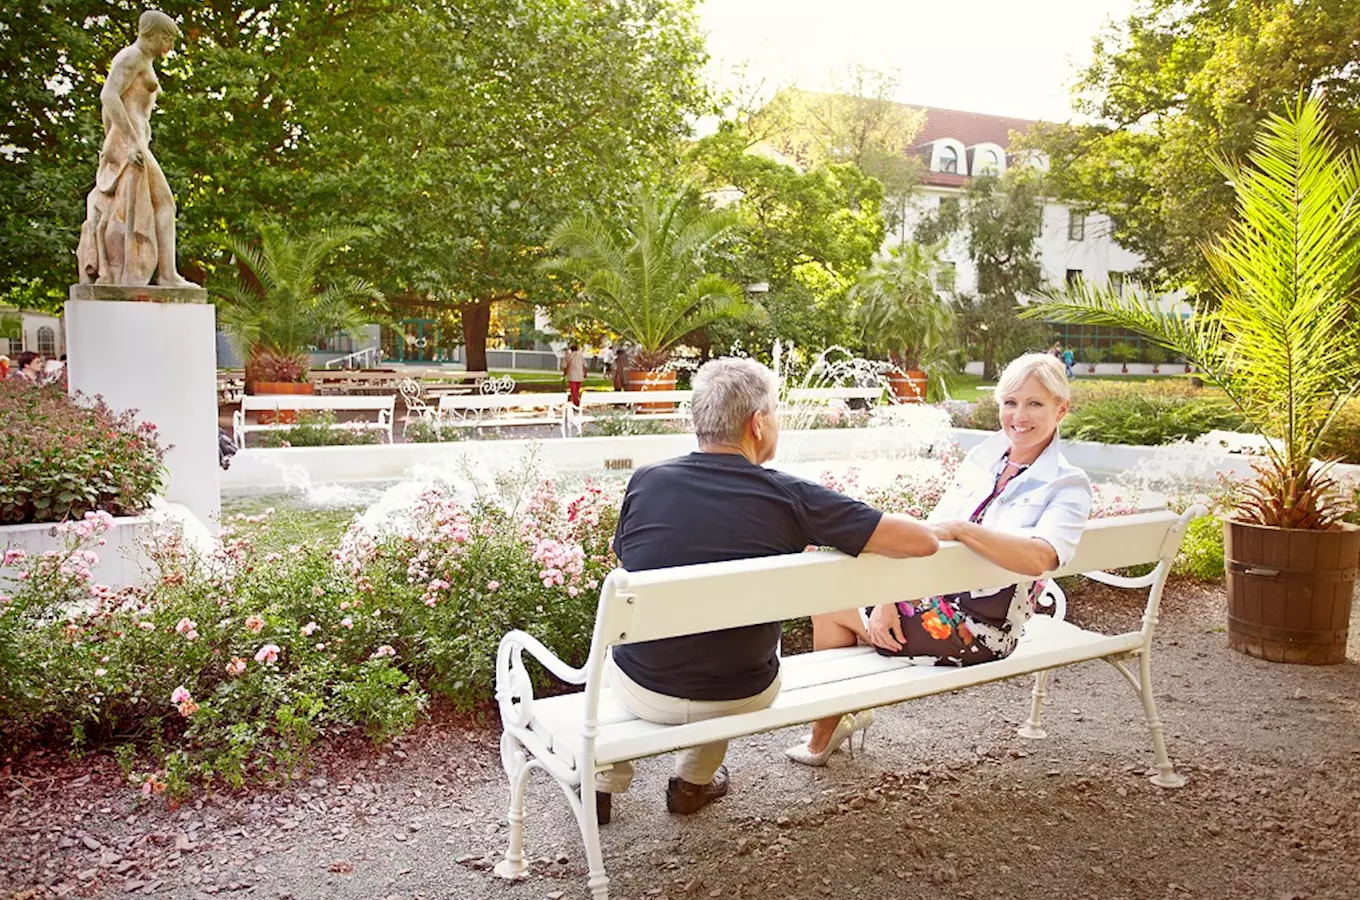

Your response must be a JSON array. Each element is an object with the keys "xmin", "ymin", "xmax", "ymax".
[
  {"xmin": 1225, "ymin": 519, "xmax": 1359, "ymax": 665},
  {"xmin": 247, "ymin": 381, "xmax": 314, "ymax": 425},
  {"xmin": 627, "ymin": 369, "xmax": 677, "ymax": 413},
  {"xmin": 886, "ymin": 369, "xmax": 927, "ymax": 403}
]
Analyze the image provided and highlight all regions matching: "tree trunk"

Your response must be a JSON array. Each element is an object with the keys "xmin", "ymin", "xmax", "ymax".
[
  {"xmin": 982, "ymin": 340, "xmax": 999, "ymax": 382},
  {"xmin": 462, "ymin": 299, "xmax": 491, "ymax": 372}
]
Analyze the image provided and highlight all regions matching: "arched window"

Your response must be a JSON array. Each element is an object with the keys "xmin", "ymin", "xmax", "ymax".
[
  {"xmin": 37, "ymin": 326, "xmax": 56, "ymax": 356},
  {"xmin": 979, "ymin": 149, "xmax": 1000, "ymax": 173},
  {"xmin": 938, "ymin": 145, "xmax": 959, "ymax": 174}
]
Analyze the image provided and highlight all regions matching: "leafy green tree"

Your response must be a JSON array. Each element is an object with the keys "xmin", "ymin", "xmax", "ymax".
[
  {"xmin": 917, "ymin": 169, "xmax": 1045, "ymax": 379},
  {"xmin": 852, "ymin": 241, "xmax": 956, "ymax": 375},
  {"xmin": 1, "ymin": 0, "xmax": 710, "ymax": 370},
  {"xmin": 1022, "ymin": 0, "xmax": 1360, "ymax": 292},
  {"xmin": 214, "ymin": 223, "xmax": 383, "ymax": 385},
  {"xmin": 1031, "ymin": 98, "xmax": 1360, "ymax": 529},
  {"xmin": 754, "ymin": 71, "xmax": 924, "ymax": 238},
  {"xmin": 541, "ymin": 185, "xmax": 752, "ymax": 372},
  {"xmin": 690, "ymin": 123, "xmax": 886, "ymax": 358}
]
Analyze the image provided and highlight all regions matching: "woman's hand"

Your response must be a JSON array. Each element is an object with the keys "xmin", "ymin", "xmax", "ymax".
[
  {"xmin": 866, "ymin": 603, "xmax": 904, "ymax": 653},
  {"xmin": 931, "ymin": 521, "xmax": 963, "ymax": 541}
]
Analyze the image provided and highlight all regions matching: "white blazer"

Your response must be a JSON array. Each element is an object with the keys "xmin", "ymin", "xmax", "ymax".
[{"xmin": 928, "ymin": 430, "xmax": 1093, "ymax": 571}]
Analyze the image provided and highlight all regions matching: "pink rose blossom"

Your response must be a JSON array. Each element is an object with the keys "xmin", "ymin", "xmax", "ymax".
[
  {"xmin": 174, "ymin": 618, "xmax": 196, "ymax": 634},
  {"xmin": 137, "ymin": 621, "xmax": 155, "ymax": 631},
  {"xmin": 170, "ymin": 685, "xmax": 191, "ymax": 704},
  {"xmin": 254, "ymin": 643, "xmax": 281, "ymax": 664},
  {"xmin": 371, "ymin": 645, "xmax": 396, "ymax": 659},
  {"xmin": 301, "ymin": 621, "xmax": 319, "ymax": 636},
  {"xmin": 225, "ymin": 658, "xmax": 247, "ymax": 677},
  {"xmin": 340, "ymin": 617, "xmax": 353, "ymax": 629},
  {"xmin": 486, "ymin": 581, "xmax": 500, "ymax": 591},
  {"xmin": 244, "ymin": 615, "xmax": 265, "ymax": 634},
  {"xmin": 94, "ymin": 667, "xmax": 107, "ymax": 677}
]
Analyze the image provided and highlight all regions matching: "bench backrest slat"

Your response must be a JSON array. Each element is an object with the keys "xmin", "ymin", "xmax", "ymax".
[
  {"xmin": 785, "ymin": 387, "xmax": 883, "ymax": 402},
  {"xmin": 578, "ymin": 390, "xmax": 694, "ymax": 406},
  {"xmin": 439, "ymin": 393, "xmax": 568, "ymax": 410},
  {"xmin": 240, "ymin": 395, "xmax": 395, "ymax": 412},
  {"xmin": 595, "ymin": 511, "xmax": 1184, "ymax": 647}
]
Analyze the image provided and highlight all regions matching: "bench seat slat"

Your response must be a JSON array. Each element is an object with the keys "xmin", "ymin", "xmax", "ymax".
[{"xmin": 531, "ymin": 618, "xmax": 1142, "ymax": 767}]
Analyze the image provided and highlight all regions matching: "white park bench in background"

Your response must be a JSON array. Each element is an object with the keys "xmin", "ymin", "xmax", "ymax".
[
  {"xmin": 492, "ymin": 506, "xmax": 1204, "ymax": 899},
  {"xmin": 437, "ymin": 391, "xmax": 569, "ymax": 431},
  {"xmin": 232, "ymin": 394, "xmax": 395, "ymax": 447},
  {"xmin": 784, "ymin": 385, "xmax": 885, "ymax": 405}
]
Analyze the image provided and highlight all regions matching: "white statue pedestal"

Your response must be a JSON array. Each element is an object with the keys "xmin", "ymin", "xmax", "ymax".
[{"xmin": 66, "ymin": 285, "xmax": 220, "ymax": 528}]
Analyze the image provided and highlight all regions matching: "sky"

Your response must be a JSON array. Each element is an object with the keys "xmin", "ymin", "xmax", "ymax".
[{"xmin": 696, "ymin": 0, "xmax": 1140, "ymax": 123}]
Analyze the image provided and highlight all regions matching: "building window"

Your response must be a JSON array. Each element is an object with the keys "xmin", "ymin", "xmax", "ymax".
[
  {"xmin": 36, "ymin": 326, "xmax": 56, "ymax": 356},
  {"xmin": 1109, "ymin": 272, "xmax": 1128, "ymax": 298},
  {"xmin": 5, "ymin": 337, "xmax": 19, "ymax": 357},
  {"xmin": 978, "ymin": 149, "xmax": 1000, "ymax": 174},
  {"xmin": 1067, "ymin": 209, "xmax": 1086, "ymax": 241},
  {"xmin": 936, "ymin": 261, "xmax": 956, "ymax": 292},
  {"xmin": 1066, "ymin": 269, "xmax": 1083, "ymax": 287},
  {"xmin": 938, "ymin": 145, "xmax": 959, "ymax": 174}
]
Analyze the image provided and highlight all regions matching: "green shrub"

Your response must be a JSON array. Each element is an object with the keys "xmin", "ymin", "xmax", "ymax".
[
  {"xmin": 1142, "ymin": 344, "xmax": 1168, "ymax": 367},
  {"xmin": 582, "ymin": 408, "xmax": 689, "ymax": 436},
  {"xmin": 1316, "ymin": 398, "xmax": 1360, "ymax": 464},
  {"xmin": 403, "ymin": 416, "xmax": 468, "ymax": 443},
  {"xmin": 0, "ymin": 379, "xmax": 166, "ymax": 524},
  {"xmin": 1109, "ymin": 341, "xmax": 1139, "ymax": 364},
  {"xmin": 1065, "ymin": 380, "xmax": 1246, "ymax": 446},
  {"xmin": 251, "ymin": 411, "xmax": 385, "ymax": 448},
  {"xmin": 1171, "ymin": 514, "xmax": 1226, "ymax": 580},
  {"xmin": 965, "ymin": 397, "xmax": 1000, "ymax": 431}
]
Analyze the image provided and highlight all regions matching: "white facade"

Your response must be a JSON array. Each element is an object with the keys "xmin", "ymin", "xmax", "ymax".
[{"xmin": 0, "ymin": 309, "xmax": 65, "ymax": 358}]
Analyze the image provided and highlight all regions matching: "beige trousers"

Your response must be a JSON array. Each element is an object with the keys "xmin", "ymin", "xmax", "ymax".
[{"xmin": 595, "ymin": 654, "xmax": 782, "ymax": 793}]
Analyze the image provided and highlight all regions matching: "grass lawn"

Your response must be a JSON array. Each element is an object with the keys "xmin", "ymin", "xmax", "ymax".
[{"xmin": 946, "ymin": 370, "xmax": 1195, "ymax": 402}]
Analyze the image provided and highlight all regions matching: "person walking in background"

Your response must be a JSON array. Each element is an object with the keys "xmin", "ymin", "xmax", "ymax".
[
  {"xmin": 1061, "ymin": 345, "xmax": 1075, "ymax": 379},
  {"xmin": 562, "ymin": 342, "xmax": 586, "ymax": 407},
  {"xmin": 612, "ymin": 343, "xmax": 629, "ymax": 392},
  {"xmin": 601, "ymin": 343, "xmax": 616, "ymax": 377}
]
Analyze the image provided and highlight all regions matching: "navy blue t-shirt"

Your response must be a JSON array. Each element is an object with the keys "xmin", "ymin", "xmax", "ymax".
[{"xmin": 611, "ymin": 452, "xmax": 883, "ymax": 700}]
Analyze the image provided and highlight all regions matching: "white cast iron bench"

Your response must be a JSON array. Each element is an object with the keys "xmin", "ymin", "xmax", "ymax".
[
  {"xmin": 232, "ymin": 394, "xmax": 395, "ymax": 447},
  {"xmin": 437, "ymin": 391, "xmax": 570, "ymax": 430},
  {"xmin": 493, "ymin": 506, "xmax": 1203, "ymax": 899}
]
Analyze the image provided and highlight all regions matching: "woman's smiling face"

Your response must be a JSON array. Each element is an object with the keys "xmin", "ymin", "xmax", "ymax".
[{"xmin": 998, "ymin": 375, "xmax": 1068, "ymax": 460}]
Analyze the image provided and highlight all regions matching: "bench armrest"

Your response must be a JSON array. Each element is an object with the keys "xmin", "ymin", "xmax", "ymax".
[{"xmin": 496, "ymin": 629, "xmax": 587, "ymax": 731}]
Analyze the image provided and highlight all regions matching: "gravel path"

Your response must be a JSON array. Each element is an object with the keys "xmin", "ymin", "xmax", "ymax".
[{"xmin": 4, "ymin": 579, "xmax": 1359, "ymax": 900}]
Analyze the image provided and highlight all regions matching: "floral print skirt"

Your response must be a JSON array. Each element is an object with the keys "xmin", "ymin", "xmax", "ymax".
[{"xmin": 863, "ymin": 580, "xmax": 1045, "ymax": 667}]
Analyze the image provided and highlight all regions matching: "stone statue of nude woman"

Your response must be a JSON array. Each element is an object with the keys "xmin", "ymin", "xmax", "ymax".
[{"xmin": 77, "ymin": 10, "xmax": 197, "ymax": 287}]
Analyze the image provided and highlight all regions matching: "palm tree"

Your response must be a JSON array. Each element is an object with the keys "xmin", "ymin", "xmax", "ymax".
[
  {"xmin": 214, "ymin": 223, "xmax": 383, "ymax": 386},
  {"xmin": 541, "ymin": 185, "xmax": 753, "ymax": 373},
  {"xmin": 1029, "ymin": 97, "xmax": 1360, "ymax": 529},
  {"xmin": 853, "ymin": 241, "xmax": 957, "ymax": 374}
]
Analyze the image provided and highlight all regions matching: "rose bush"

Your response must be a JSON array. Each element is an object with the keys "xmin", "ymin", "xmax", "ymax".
[{"xmin": 0, "ymin": 379, "xmax": 166, "ymax": 524}]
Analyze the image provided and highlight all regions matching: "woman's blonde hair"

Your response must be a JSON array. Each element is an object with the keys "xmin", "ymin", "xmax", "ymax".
[{"xmin": 993, "ymin": 352, "xmax": 1071, "ymax": 404}]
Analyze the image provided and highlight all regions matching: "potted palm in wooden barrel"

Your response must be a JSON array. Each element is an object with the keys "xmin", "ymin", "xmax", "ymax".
[{"xmin": 1032, "ymin": 97, "xmax": 1360, "ymax": 664}]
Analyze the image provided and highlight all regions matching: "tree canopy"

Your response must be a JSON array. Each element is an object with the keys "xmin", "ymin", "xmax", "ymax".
[
  {"xmin": 1022, "ymin": 0, "xmax": 1360, "ymax": 292},
  {"xmin": 2, "ymin": 1, "xmax": 709, "ymax": 371}
]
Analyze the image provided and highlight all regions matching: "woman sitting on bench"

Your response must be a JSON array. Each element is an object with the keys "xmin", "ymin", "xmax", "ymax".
[{"xmin": 787, "ymin": 353, "xmax": 1093, "ymax": 766}]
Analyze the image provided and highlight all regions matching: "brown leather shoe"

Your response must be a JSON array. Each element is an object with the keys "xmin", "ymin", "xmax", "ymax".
[{"xmin": 665, "ymin": 765, "xmax": 729, "ymax": 815}]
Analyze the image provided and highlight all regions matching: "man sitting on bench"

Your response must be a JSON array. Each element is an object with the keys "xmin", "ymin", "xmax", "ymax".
[{"xmin": 597, "ymin": 358, "xmax": 939, "ymax": 823}]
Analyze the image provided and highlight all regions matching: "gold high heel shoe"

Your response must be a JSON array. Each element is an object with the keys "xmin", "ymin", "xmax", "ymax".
[{"xmin": 784, "ymin": 710, "xmax": 873, "ymax": 767}]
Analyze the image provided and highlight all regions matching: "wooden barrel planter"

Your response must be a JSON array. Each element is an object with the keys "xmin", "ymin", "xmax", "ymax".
[
  {"xmin": 886, "ymin": 369, "xmax": 927, "ymax": 403},
  {"xmin": 627, "ymin": 369, "xmax": 677, "ymax": 413},
  {"xmin": 247, "ymin": 381, "xmax": 314, "ymax": 424},
  {"xmin": 1225, "ymin": 520, "xmax": 1360, "ymax": 665}
]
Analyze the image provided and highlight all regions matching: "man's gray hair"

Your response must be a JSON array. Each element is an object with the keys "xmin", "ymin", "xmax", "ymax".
[{"xmin": 691, "ymin": 358, "xmax": 778, "ymax": 445}]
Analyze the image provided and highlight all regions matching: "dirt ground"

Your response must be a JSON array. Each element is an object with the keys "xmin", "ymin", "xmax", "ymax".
[{"xmin": 3, "ymin": 578, "xmax": 1359, "ymax": 900}]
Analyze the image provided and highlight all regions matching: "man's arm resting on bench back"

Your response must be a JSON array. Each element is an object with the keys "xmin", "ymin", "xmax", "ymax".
[{"xmin": 862, "ymin": 514, "xmax": 939, "ymax": 559}]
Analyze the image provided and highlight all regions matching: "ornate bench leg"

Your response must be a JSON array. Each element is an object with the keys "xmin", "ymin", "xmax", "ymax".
[
  {"xmin": 1137, "ymin": 652, "xmax": 1186, "ymax": 789},
  {"xmin": 575, "ymin": 784, "xmax": 611, "ymax": 900},
  {"xmin": 493, "ymin": 733, "xmax": 532, "ymax": 880},
  {"xmin": 1017, "ymin": 670, "xmax": 1051, "ymax": 740}
]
